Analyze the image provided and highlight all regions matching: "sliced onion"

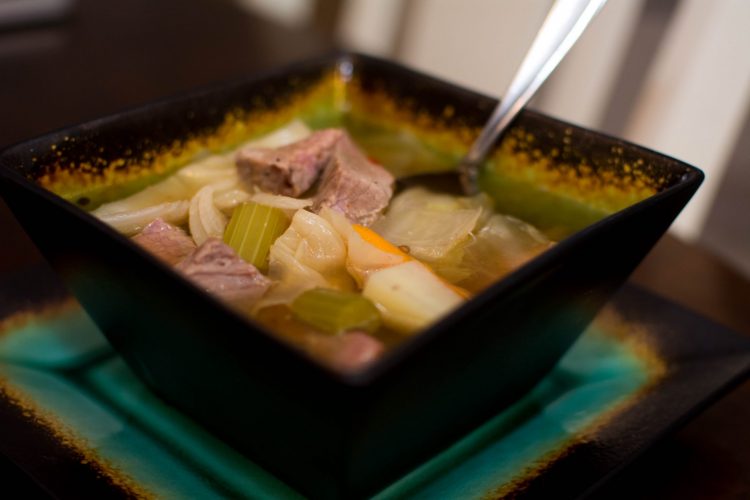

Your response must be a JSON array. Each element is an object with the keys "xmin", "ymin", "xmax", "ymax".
[
  {"xmin": 243, "ymin": 119, "xmax": 311, "ymax": 149},
  {"xmin": 249, "ymin": 191, "xmax": 313, "ymax": 217},
  {"xmin": 95, "ymin": 120, "xmax": 310, "ymax": 218},
  {"xmin": 214, "ymin": 188, "xmax": 253, "ymax": 213},
  {"xmin": 97, "ymin": 200, "xmax": 189, "ymax": 236},
  {"xmin": 93, "ymin": 176, "xmax": 191, "ymax": 217},
  {"xmin": 189, "ymin": 185, "xmax": 227, "ymax": 245}
]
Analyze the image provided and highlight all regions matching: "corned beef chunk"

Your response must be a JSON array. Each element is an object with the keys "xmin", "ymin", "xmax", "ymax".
[
  {"xmin": 312, "ymin": 135, "xmax": 394, "ymax": 225},
  {"xmin": 320, "ymin": 330, "xmax": 384, "ymax": 373},
  {"xmin": 132, "ymin": 218, "xmax": 196, "ymax": 265},
  {"xmin": 235, "ymin": 129, "xmax": 344, "ymax": 196},
  {"xmin": 177, "ymin": 238, "xmax": 271, "ymax": 307}
]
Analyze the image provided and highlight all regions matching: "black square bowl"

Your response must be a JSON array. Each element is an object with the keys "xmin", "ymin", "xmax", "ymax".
[{"xmin": 0, "ymin": 53, "xmax": 702, "ymax": 498}]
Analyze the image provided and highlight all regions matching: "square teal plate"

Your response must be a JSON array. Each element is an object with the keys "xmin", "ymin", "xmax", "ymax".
[{"xmin": 0, "ymin": 259, "xmax": 748, "ymax": 499}]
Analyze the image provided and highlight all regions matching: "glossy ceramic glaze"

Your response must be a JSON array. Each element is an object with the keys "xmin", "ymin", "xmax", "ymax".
[
  {"xmin": 0, "ymin": 53, "xmax": 703, "ymax": 498},
  {"xmin": 1, "ymin": 283, "xmax": 748, "ymax": 499}
]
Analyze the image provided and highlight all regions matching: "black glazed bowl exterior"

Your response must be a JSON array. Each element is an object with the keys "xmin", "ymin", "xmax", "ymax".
[{"xmin": 0, "ymin": 53, "xmax": 702, "ymax": 498}]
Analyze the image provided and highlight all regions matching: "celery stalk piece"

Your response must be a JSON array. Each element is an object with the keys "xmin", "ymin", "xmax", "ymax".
[
  {"xmin": 291, "ymin": 288, "xmax": 382, "ymax": 335},
  {"xmin": 223, "ymin": 202, "xmax": 290, "ymax": 272}
]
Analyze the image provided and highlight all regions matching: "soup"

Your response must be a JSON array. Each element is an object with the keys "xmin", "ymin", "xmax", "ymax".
[{"xmin": 92, "ymin": 120, "xmax": 553, "ymax": 372}]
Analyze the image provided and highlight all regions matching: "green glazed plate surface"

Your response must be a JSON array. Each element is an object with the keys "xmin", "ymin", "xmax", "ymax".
[{"xmin": 3, "ymin": 282, "xmax": 746, "ymax": 499}]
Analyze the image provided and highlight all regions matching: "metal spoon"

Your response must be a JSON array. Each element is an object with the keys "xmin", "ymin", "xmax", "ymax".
[{"xmin": 402, "ymin": 0, "xmax": 608, "ymax": 195}]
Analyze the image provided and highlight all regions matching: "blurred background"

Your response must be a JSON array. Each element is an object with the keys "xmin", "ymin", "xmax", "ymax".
[
  {"xmin": 239, "ymin": 0, "xmax": 750, "ymax": 277},
  {"xmin": 1, "ymin": 1, "xmax": 749, "ymax": 498},
  {"xmin": 0, "ymin": 0, "xmax": 747, "ymax": 278}
]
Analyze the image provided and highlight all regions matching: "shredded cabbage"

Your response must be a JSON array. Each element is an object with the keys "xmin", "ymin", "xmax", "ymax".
[
  {"xmin": 369, "ymin": 187, "xmax": 553, "ymax": 292},
  {"xmin": 371, "ymin": 187, "xmax": 491, "ymax": 262},
  {"xmin": 362, "ymin": 260, "xmax": 465, "ymax": 334},
  {"xmin": 258, "ymin": 210, "xmax": 354, "ymax": 308},
  {"xmin": 436, "ymin": 213, "xmax": 554, "ymax": 292}
]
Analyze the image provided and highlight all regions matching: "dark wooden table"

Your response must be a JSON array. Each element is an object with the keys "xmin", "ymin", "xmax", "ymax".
[{"xmin": 1, "ymin": 0, "xmax": 748, "ymax": 498}]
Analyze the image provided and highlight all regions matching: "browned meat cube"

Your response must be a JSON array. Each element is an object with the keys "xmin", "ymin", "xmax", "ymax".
[
  {"xmin": 132, "ymin": 218, "xmax": 196, "ymax": 265},
  {"xmin": 312, "ymin": 135, "xmax": 394, "ymax": 225},
  {"xmin": 309, "ymin": 330, "xmax": 384, "ymax": 373},
  {"xmin": 235, "ymin": 129, "xmax": 344, "ymax": 196},
  {"xmin": 176, "ymin": 238, "xmax": 271, "ymax": 307}
]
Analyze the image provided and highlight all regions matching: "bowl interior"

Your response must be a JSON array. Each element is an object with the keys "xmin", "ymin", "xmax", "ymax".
[{"xmin": 14, "ymin": 54, "xmax": 696, "ymax": 244}]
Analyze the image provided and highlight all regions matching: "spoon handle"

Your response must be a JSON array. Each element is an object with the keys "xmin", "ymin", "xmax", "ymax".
[{"xmin": 460, "ymin": 0, "xmax": 607, "ymax": 194}]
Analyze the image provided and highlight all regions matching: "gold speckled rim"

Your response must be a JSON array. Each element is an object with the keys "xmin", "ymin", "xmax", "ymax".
[
  {"xmin": 23, "ymin": 56, "xmax": 693, "ymax": 236},
  {"xmin": 0, "ymin": 382, "xmax": 152, "ymax": 498}
]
